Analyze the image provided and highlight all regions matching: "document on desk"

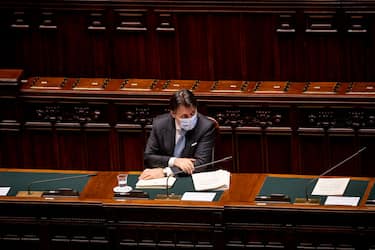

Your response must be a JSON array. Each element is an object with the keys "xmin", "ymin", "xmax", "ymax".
[
  {"xmin": 136, "ymin": 177, "xmax": 176, "ymax": 189},
  {"xmin": 311, "ymin": 178, "xmax": 350, "ymax": 196},
  {"xmin": 324, "ymin": 196, "xmax": 360, "ymax": 206},
  {"xmin": 192, "ymin": 169, "xmax": 230, "ymax": 191},
  {"xmin": 0, "ymin": 187, "xmax": 10, "ymax": 196},
  {"xmin": 181, "ymin": 192, "xmax": 216, "ymax": 202}
]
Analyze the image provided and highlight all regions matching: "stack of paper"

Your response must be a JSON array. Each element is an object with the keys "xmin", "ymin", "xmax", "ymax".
[
  {"xmin": 136, "ymin": 177, "xmax": 176, "ymax": 189},
  {"xmin": 311, "ymin": 177, "xmax": 359, "ymax": 206},
  {"xmin": 192, "ymin": 169, "xmax": 230, "ymax": 191},
  {"xmin": 312, "ymin": 178, "xmax": 350, "ymax": 196}
]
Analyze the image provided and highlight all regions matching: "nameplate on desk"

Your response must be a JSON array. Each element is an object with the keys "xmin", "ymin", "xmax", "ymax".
[
  {"xmin": 181, "ymin": 192, "xmax": 216, "ymax": 202},
  {"xmin": 42, "ymin": 189, "xmax": 80, "ymax": 198},
  {"xmin": 324, "ymin": 196, "xmax": 360, "ymax": 206},
  {"xmin": 114, "ymin": 190, "xmax": 149, "ymax": 200},
  {"xmin": 255, "ymin": 194, "xmax": 291, "ymax": 204},
  {"xmin": 16, "ymin": 191, "xmax": 44, "ymax": 197},
  {"xmin": 0, "ymin": 187, "xmax": 10, "ymax": 196},
  {"xmin": 17, "ymin": 188, "xmax": 80, "ymax": 198}
]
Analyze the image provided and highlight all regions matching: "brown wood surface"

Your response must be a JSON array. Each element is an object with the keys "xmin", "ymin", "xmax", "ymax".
[
  {"xmin": 1, "ymin": 168, "xmax": 375, "ymax": 249},
  {"xmin": 1, "ymin": 168, "xmax": 374, "ymax": 211}
]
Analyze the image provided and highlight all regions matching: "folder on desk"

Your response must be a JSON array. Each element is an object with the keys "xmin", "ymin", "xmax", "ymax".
[
  {"xmin": 135, "ymin": 177, "xmax": 176, "ymax": 189},
  {"xmin": 192, "ymin": 169, "xmax": 230, "ymax": 191}
]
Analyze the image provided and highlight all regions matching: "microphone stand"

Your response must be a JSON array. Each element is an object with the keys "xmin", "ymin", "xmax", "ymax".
[
  {"xmin": 155, "ymin": 156, "xmax": 233, "ymax": 200},
  {"xmin": 173, "ymin": 156, "xmax": 233, "ymax": 176},
  {"xmin": 155, "ymin": 174, "xmax": 182, "ymax": 200},
  {"xmin": 294, "ymin": 147, "xmax": 366, "ymax": 205},
  {"xmin": 17, "ymin": 173, "xmax": 96, "ymax": 198}
]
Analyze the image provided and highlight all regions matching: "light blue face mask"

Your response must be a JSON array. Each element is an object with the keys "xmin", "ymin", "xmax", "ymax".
[{"xmin": 180, "ymin": 112, "xmax": 198, "ymax": 131}]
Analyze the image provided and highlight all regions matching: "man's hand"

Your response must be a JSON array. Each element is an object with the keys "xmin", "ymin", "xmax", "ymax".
[
  {"xmin": 139, "ymin": 168, "xmax": 164, "ymax": 180},
  {"xmin": 174, "ymin": 158, "xmax": 196, "ymax": 175}
]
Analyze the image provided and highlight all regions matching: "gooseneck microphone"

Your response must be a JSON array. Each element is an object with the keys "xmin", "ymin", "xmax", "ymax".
[
  {"xmin": 173, "ymin": 156, "xmax": 233, "ymax": 176},
  {"xmin": 27, "ymin": 173, "xmax": 97, "ymax": 196},
  {"xmin": 157, "ymin": 156, "xmax": 233, "ymax": 200},
  {"xmin": 295, "ymin": 147, "xmax": 366, "ymax": 204}
]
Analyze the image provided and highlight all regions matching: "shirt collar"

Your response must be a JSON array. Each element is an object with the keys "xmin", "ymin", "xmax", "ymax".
[{"xmin": 174, "ymin": 119, "xmax": 181, "ymax": 131}]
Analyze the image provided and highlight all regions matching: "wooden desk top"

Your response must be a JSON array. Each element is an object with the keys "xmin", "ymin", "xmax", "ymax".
[{"xmin": 1, "ymin": 168, "xmax": 374, "ymax": 211}]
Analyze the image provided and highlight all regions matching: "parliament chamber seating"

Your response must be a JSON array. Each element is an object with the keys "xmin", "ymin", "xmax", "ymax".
[
  {"xmin": 2, "ymin": 0, "xmax": 375, "ymax": 248},
  {"xmin": 0, "ymin": 70, "xmax": 375, "ymax": 177},
  {"xmin": 2, "ymin": 0, "xmax": 375, "ymax": 176}
]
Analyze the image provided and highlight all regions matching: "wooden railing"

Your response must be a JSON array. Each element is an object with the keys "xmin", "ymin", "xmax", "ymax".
[{"xmin": 1, "ymin": 71, "xmax": 375, "ymax": 176}]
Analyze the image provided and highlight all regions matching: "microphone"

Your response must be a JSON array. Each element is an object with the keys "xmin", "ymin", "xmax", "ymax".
[
  {"xmin": 173, "ymin": 156, "xmax": 233, "ymax": 176},
  {"xmin": 17, "ymin": 173, "xmax": 96, "ymax": 198},
  {"xmin": 155, "ymin": 156, "xmax": 233, "ymax": 200},
  {"xmin": 294, "ymin": 147, "xmax": 366, "ymax": 205}
]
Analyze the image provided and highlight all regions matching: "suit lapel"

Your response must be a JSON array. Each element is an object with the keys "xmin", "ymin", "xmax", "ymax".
[
  {"xmin": 183, "ymin": 131, "xmax": 193, "ymax": 156},
  {"xmin": 166, "ymin": 115, "xmax": 176, "ymax": 156}
]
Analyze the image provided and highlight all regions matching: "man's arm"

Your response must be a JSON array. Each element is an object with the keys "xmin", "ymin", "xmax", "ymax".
[
  {"xmin": 144, "ymin": 114, "xmax": 175, "ymax": 168},
  {"xmin": 144, "ymin": 126, "xmax": 171, "ymax": 168}
]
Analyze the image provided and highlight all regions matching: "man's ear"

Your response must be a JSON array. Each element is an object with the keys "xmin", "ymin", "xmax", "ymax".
[{"xmin": 170, "ymin": 110, "xmax": 176, "ymax": 119}]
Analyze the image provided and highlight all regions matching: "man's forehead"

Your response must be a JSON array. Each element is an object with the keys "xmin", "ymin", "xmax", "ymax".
[{"xmin": 175, "ymin": 105, "xmax": 196, "ymax": 115}]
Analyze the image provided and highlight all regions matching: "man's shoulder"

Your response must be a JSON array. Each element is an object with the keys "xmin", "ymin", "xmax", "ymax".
[
  {"xmin": 197, "ymin": 114, "xmax": 216, "ymax": 131},
  {"xmin": 198, "ymin": 114, "xmax": 214, "ymax": 124}
]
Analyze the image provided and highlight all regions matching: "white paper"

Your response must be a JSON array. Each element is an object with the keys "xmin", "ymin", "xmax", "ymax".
[
  {"xmin": 311, "ymin": 178, "xmax": 350, "ymax": 196},
  {"xmin": 0, "ymin": 187, "xmax": 10, "ymax": 196},
  {"xmin": 181, "ymin": 192, "xmax": 216, "ymax": 202},
  {"xmin": 192, "ymin": 169, "xmax": 230, "ymax": 191},
  {"xmin": 324, "ymin": 196, "xmax": 360, "ymax": 206},
  {"xmin": 136, "ymin": 177, "xmax": 176, "ymax": 189}
]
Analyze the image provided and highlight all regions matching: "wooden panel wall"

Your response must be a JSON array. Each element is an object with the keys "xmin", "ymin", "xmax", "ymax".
[{"xmin": 0, "ymin": 0, "xmax": 375, "ymax": 81}]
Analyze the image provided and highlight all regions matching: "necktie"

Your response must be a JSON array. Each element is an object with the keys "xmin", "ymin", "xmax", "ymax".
[{"xmin": 173, "ymin": 129, "xmax": 186, "ymax": 157}]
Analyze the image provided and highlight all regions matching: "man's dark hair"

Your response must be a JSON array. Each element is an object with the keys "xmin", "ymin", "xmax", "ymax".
[{"xmin": 169, "ymin": 89, "xmax": 197, "ymax": 112}]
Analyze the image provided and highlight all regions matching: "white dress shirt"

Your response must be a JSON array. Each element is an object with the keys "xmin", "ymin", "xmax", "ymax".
[{"xmin": 165, "ymin": 120, "xmax": 183, "ymax": 176}]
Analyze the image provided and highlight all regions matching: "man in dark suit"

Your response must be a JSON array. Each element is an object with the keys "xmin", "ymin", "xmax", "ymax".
[{"xmin": 139, "ymin": 89, "xmax": 216, "ymax": 180}]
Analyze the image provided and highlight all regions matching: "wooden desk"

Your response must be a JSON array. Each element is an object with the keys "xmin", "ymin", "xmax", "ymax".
[{"xmin": 1, "ymin": 169, "xmax": 375, "ymax": 250}]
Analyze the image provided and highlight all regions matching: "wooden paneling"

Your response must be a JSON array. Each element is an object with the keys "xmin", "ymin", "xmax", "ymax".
[
  {"xmin": 56, "ymin": 127, "xmax": 86, "ymax": 170},
  {"xmin": 328, "ymin": 132, "xmax": 358, "ymax": 176},
  {"xmin": 298, "ymin": 132, "xmax": 328, "ymax": 175},
  {"xmin": 236, "ymin": 131, "xmax": 263, "ymax": 173},
  {"xmin": 0, "ymin": 131, "xmax": 23, "ymax": 168},
  {"xmin": 84, "ymin": 128, "xmax": 112, "ymax": 171},
  {"xmin": 116, "ymin": 127, "xmax": 146, "ymax": 171},
  {"xmin": 1, "ymin": 1, "xmax": 375, "ymax": 81},
  {"xmin": 22, "ymin": 125, "xmax": 57, "ymax": 169},
  {"xmin": 212, "ymin": 129, "xmax": 233, "ymax": 172},
  {"xmin": 265, "ymin": 132, "xmax": 293, "ymax": 173},
  {"xmin": 358, "ymin": 131, "xmax": 375, "ymax": 176},
  {"xmin": 177, "ymin": 14, "xmax": 210, "ymax": 80}
]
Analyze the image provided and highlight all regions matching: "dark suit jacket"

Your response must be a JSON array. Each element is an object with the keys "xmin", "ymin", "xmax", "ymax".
[{"xmin": 144, "ymin": 113, "xmax": 216, "ymax": 174}]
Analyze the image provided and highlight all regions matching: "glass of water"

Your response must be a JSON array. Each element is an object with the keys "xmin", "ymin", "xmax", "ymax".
[{"xmin": 117, "ymin": 174, "xmax": 128, "ymax": 187}]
